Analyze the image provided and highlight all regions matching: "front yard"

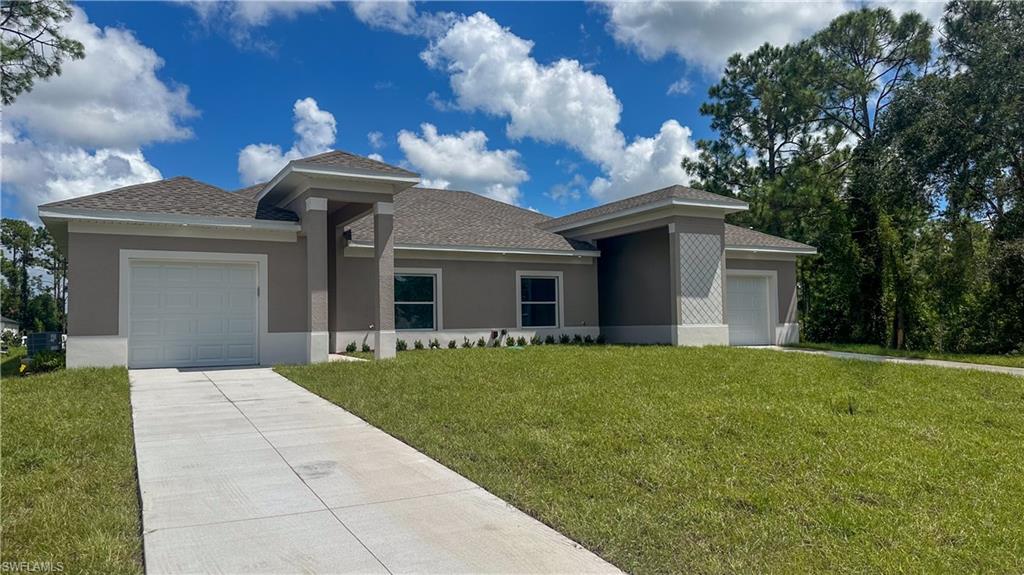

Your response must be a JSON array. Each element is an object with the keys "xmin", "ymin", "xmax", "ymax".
[
  {"xmin": 279, "ymin": 346, "xmax": 1024, "ymax": 574},
  {"xmin": 0, "ymin": 365, "xmax": 142, "ymax": 575},
  {"xmin": 793, "ymin": 341, "xmax": 1024, "ymax": 368}
]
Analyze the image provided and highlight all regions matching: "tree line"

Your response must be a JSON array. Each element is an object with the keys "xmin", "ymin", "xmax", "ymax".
[
  {"xmin": 1, "ymin": 219, "xmax": 67, "ymax": 333},
  {"xmin": 684, "ymin": 0, "xmax": 1022, "ymax": 354}
]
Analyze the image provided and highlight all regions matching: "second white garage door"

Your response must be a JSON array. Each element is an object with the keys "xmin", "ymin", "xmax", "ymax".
[
  {"xmin": 726, "ymin": 275, "xmax": 772, "ymax": 346},
  {"xmin": 128, "ymin": 260, "xmax": 259, "ymax": 368}
]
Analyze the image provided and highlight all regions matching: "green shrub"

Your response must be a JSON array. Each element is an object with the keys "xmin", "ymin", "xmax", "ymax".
[
  {"xmin": 414, "ymin": 340, "xmax": 424, "ymax": 350},
  {"xmin": 462, "ymin": 337, "xmax": 473, "ymax": 348},
  {"xmin": 361, "ymin": 342, "xmax": 371, "ymax": 353},
  {"xmin": 572, "ymin": 334, "xmax": 583, "ymax": 345},
  {"xmin": 559, "ymin": 334, "xmax": 571, "ymax": 344},
  {"xmin": 596, "ymin": 334, "xmax": 606, "ymax": 344},
  {"xmin": 545, "ymin": 335, "xmax": 556, "ymax": 345},
  {"xmin": 516, "ymin": 336, "xmax": 528, "ymax": 346},
  {"xmin": 429, "ymin": 338, "xmax": 441, "ymax": 349},
  {"xmin": 584, "ymin": 335, "xmax": 594, "ymax": 345},
  {"xmin": 530, "ymin": 335, "xmax": 542, "ymax": 345},
  {"xmin": 30, "ymin": 350, "xmax": 65, "ymax": 373},
  {"xmin": 505, "ymin": 335, "xmax": 516, "ymax": 347},
  {"xmin": 476, "ymin": 337, "xmax": 487, "ymax": 348},
  {"xmin": 396, "ymin": 339, "xmax": 408, "ymax": 351},
  {"xmin": 345, "ymin": 341, "xmax": 357, "ymax": 353}
]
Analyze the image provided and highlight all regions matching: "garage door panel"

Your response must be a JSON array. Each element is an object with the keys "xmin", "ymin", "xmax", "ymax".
[
  {"xmin": 727, "ymin": 275, "xmax": 771, "ymax": 346},
  {"xmin": 128, "ymin": 260, "xmax": 259, "ymax": 368}
]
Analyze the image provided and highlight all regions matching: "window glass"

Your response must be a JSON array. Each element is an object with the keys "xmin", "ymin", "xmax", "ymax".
[
  {"xmin": 520, "ymin": 276, "xmax": 558, "ymax": 327},
  {"xmin": 395, "ymin": 274, "xmax": 435, "ymax": 330}
]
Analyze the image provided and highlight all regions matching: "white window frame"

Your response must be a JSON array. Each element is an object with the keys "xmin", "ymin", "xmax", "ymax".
[
  {"xmin": 515, "ymin": 270, "xmax": 564, "ymax": 329},
  {"xmin": 394, "ymin": 267, "xmax": 443, "ymax": 332}
]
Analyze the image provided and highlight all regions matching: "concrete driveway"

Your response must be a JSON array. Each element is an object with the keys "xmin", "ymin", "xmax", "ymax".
[{"xmin": 131, "ymin": 367, "xmax": 619, "ymax": 574}]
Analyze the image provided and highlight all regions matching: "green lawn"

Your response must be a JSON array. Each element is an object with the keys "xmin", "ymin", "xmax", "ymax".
[
  {"xmin": 1, "ymin": 366, "xmax": 142, "ymax": 575},
  {"xmin": 2, "ymin": 346, "xmax": 26, "ymax": 377},
  {"xmin": 278, "ymin": 346, "xmax": 1024, "ymax": 574},
  {"xmin": 794, "ymin": 341, "xmax": 1024, "ymax": 368}
]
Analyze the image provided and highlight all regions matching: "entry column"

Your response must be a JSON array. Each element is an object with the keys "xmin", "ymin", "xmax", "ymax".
[
  {"xmin": 373, "ymin": 202, "xmax": 396, "ymax": 359},
  {"xmin": 304, "ymin": 197, "xmax": 329, "ymax": 362}
]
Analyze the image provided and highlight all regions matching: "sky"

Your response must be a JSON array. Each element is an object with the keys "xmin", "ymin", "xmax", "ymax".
[{"xmin": 1, "ymin": 0, "xmax": 946, "ymax": 222}]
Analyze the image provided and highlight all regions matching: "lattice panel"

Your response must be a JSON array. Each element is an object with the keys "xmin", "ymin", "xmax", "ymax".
[{"xmin": 678, "ymin": 232, "xmax": 723, "ymax": 324}]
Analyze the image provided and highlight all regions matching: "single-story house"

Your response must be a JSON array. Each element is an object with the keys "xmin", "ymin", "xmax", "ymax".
[
  {"xmin": 1, "ymin": 315, "xmax": 19, "ymax": 333},
  {"xmin": 39, "ymin": 150, "xmax": 815, "ymax": 368}
]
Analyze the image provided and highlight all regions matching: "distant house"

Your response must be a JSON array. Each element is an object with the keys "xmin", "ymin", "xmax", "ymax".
[
  {"xmin": 1, "ymin": 316, "xmax": 18, "ymax": 333},
  {"xmin": 39, "ymin": 150, "xmax": 815, "ymax": 369}
]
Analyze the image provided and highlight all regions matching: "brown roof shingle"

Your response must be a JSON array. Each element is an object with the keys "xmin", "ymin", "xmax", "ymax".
[
  {"xmin": 347, "ymin": 188, "xmax": 594, "ymax": 253},
  {"xmin": 539, "ymin": 184, "xmax": 747, "ymax": 230},
  {"xmin": 41, "ymin": 176, "xmax": 299, "ymax": 222},
  {"xmin": 296, "ymin": 150, "xmax": 419, "ymax": 178},
  {"xmin": 724, "ymin": 224, "xmax": 815, "ymax": 251}
]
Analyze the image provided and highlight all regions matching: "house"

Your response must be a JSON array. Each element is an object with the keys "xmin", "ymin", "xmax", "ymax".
[
  {"xmin": 38, "ymin": 150, "xmax": 815, "ymax": 369},
  {"xmin": 1, "ymin": 315, "xmax": 18, "ymax": 333}
]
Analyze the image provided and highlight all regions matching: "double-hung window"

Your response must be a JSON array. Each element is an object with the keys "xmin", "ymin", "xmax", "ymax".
[
  {"xmin": 518, "ymin": 272, "xmax": 561, "ymax": 328},
  {"xmin": 394, "ymin": 270, "xmax": 440, "ymax": 330}
]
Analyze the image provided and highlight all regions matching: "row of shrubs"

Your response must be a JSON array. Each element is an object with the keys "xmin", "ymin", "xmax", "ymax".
[{"xmin": 345, "ymin": 333, "xmax": 605, "ymax": 354}]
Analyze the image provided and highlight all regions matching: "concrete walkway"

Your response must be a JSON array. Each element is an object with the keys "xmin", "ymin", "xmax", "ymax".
[
  {"xmin": 130, "ymin": 367, "xmax": 619, "ymax": 574},
  {"xmin": 771, "ymin": 347, "xmax": 1024, "ymax": 377}
]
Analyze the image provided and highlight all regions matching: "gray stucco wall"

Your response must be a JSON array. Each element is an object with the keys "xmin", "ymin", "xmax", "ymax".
[
  {"xmin": 334, "ymin": 255, "xmax": 599, "ymax": 331},
  {"xmin": 596, "ymin": 227, "xmax": 672, "ymax": 327},
  {"xmin": 725, "ymin": 258, "xmax": 798, "ymax": 324},
  {"xmin": 67, "ymin": 232, "xmax": 308, "ymax": 336}
]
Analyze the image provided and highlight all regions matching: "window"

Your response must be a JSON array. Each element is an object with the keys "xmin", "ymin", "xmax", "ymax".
[
  {"xmin": 395, "ymin": 272, "xmax": 438, "ymax": 330},
  {"xmin": 519, "ymin": 274, "xmax": 560, "ymax": 328}
]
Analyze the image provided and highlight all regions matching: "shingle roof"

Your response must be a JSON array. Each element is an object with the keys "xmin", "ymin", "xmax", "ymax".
[
  {"xmin": 724, "ymin": 224, "xmax": 815, "ymax": 251},
  {"xmin": 41, "ymin": 176, "xmax": 299, "ymax": 222},
  {"xmin": 347, "ymin": 188, "xmax": 595, "ymax": 253},
  {"xmin": 539, "ymin": 184, "xmax": 748, "ymax": 230},
  {"xmin": 295, "ymin": 150, "xmax": 419, "ymax": 178}
]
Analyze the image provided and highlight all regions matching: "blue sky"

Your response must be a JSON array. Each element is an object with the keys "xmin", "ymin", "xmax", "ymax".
[{"xmin": 2, "ymin": 1, "xmax": 944, "ymax": 221}]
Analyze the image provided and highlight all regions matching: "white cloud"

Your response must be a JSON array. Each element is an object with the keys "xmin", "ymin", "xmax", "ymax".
[
  {"xmin": 600, "ymin": 1, "xmax": 946, "ymax": 72},
  {"xmin": 547, "ymin": 173, "xmax": 586, "ymax": 205},
  {"xmin": 238, "ymin": 97, "xmax": 337, "ymax": 185},
  {"xmin": 1, "ymin": 7, "xmax": 191, "ymax": 219},
  {"xmin": 398, "ymin": 123, "xmax": 528, "ymax": 205},
  {"xmin": 421, "ymin": 12, "xmax": 697, "ymax": 201},
  {"xmin": 350, "ymin": 1, "xmax": 454, "ymax": 38},
  {"xmin": 4, "ymin": 7, "xmax": 196, "ymax": 149},
  {"xmin": 187, "ymin": 1, "xmax": 333, "ymax": 49},
  {"xmin": 367, "ymin": 153, "xmax": 384, "ymax": 162},
  {"xmin": 666, "ymin": 77, "xmax": 692, "ymax": 96},
  {"xmin": 367, "ymin": 131, "xmax": 385, "ymax": 149}
]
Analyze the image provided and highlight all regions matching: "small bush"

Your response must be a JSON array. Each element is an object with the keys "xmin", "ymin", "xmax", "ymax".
[
  {"xmin": 530, "ymin": 335, "xmax": 542, "ymax": 345},
  {"xmin": 545, "ymin": 335, "xmax": 556, "ymax": 345},
  {"xmin": 396, "ymin": 339, "xmax": 408, "ymax": 351},
  {"xmin": 584, "ymin": 335, "xmax": 594, "ymax": 345},
  {"xmin": 361, "ymin": 342, "xmax": 371, "ymax": 353},
  {"xmin": 345, "ymin": 341, "xmax": 357, "ymax": 353},
  {"xmin": 448, "ymin": 339, "xmax": 457, "ymax": 349},
  {"xmin": 596, "ymin": 334, "xmax": 606, "ymax": 345},
  {"xmin": 462, "ymin": 337, "xmax": 473, "ymax": 349},
  {"xmin": 505, "ymin": 335, "xmax": 516, "ymax": 347},
  {"xmin": 559, "ymin": 334, "xmax": 571, "ymax": 344},
  {"xmin": 429, "ymin": 338, "xmax": 441, "ymax": 349},
  {"xmin": 477, "ymin": 336, "xmax": 487, "ymax": 348},
  {"xmin": 30, "ymin": 350, "xmax": 65, "ymax": 373},
  {"xmin": 572, "ymin": 334, "xmax": 583, "ymax": 345},
  {"xmin": 517, "ymin": 336, "xmax": 528, "ymax": 347},
  {"xmin": 414, "ymin": 340, "xmax": 425, "ymax": 350}
]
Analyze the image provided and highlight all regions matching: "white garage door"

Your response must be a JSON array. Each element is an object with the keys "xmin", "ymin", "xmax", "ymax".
[
  {"xmin": 128, "ymin": 261, "xmax": 259, "ymax": 368},
  {"xmin": 727, "ymin": 275, "xmax": 771, "ymax": 346}
]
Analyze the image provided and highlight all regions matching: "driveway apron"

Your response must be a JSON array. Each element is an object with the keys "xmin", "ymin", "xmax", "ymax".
[{"xmin": 131, "ymin": 367, "xmax": 620, "ymax": 574}]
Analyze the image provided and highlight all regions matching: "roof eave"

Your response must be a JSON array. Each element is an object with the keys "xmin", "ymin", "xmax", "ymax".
[
  {"xmin": 254, "ymin": 160, "xmax": 421, "ymax": 205},
  {"xmin": 725, "ymin": 245, "xmax": 818, "ymax": 255},
  {"xmin": 541, "ymin": 198, "xmax": 748, "ymax": 234},
  {"xmin": 38, "ymin": 207, "xmax": 302, "ymax": 231},
  {"xmin": 346, "ymin": 240, "xmax": 600, "ymax": 258}
]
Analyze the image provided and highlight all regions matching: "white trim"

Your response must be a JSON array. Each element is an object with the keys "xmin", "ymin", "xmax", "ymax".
[
  {"xmin": 305, "ymin": 197, "xmax": 328, "ymax": 211},
  {"xmin": 725, "ymin": 250, "xmax": 797, "ymax": 262},
  {"xmin": 66, "ymin": 220, "xmax": 298, "ymax": 243},
  {"xmin": 515, "ymin": 270, "xmax": 564, "ymax": 329},
  {"xmin": 725, "ymin": 269, "xmax": 779, "ymax": 345},
  {"xmin": 375, "ymin": 330, "xmax": 397, "ymax": 359},
  {"xmin": 40, "ymin": 207, "xmax": 301, "ymax": 232},
  {"xmin": 308, "ymin": 331, "xmax": 329, "ymax": 363},
  {"xmin": 118, "ymin": 250, "xmax": 269, "ymax": 368},
  {"xmin": 66, "ymin": 335, "xmax": 127, "ymax": 368},
  {"xmin": 726, "ymin": 245, "xmax": 817, "ymax": 256},
  {"xmin": 254, "ymin": 163, "xmax": 419, "ymax": 203},
  {"xmin": 394, "ymin": 267, "xmax": 443, "ymax": 331},
  {"xmin": 346, "ymin": 241, "xmax": 599, "ymax": 259},
  {"xmin": 542, "ymin": 197, "xmax": 748, "ymax": 234},
  {"xmin": 776, "ymin": 322, "xmax": 801, "ymax": 345},
  {"xmin": 261, "ymin": 332, "xmax": 308, "ymax": 365},
  {"xmin": 673, "ymin": 324, "xmax": 730, "ymax": 346},
  {"xmin": 374, "ymin": 202, "xmax": 395, "ymax": 215}
]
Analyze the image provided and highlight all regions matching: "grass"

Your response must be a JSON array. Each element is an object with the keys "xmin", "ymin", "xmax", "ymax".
[
  {"xmin": 278, "ymin": 346, "xmax": 1024, "ymax": 574},
  {"xmin": 1, "ymin": 346, "xmax": 26, "ymax": 377},
  {"xmin": 794, "ymin": 341, "xmax": 1024, "ymax": 369},
  {"xmin": 1, "ymin": 366, "xmax": 142, "ymax": 574}
]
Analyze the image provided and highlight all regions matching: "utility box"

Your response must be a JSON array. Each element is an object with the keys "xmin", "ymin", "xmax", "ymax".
[{"xmin": 26, "ymin": 332, "xmax": 63, "ymax": 356}]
